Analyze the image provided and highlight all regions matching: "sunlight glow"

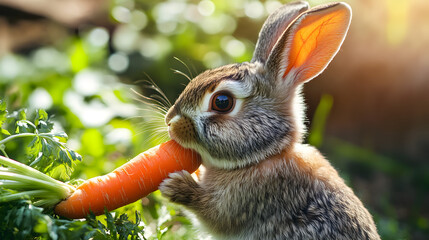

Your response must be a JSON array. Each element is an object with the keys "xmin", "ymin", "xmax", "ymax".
[
  {"xmin": 386, "ymin": 0, "xmax": 409, "ymax": 46},
  {"xmin": 73, "ymin": 70, "xmax": 103, "ymax": 96},
  {"xmin": 221, "ymin": 37, "xmax": 246, "ymax": 57},
  {"xmin": 198, "ymin": 0, "xmax": 215, "ymax": 16},
  {"xmin": 88, "ymin": 28, "xmax": 109, "ymax": 47},
  {"xmin": 28, "ymin": 88, "xmax": 53, "ymax": 110},
  {"xmin": 112, "ymin": 6, "xmax": 131, "ymax": 23},
  {"xmin": 245, "ymin": 1, "xmax": 265, "ymax": 19},
  {"xmin": 108, "ymin": 53, "xmax": 129, "ymax": 73}
]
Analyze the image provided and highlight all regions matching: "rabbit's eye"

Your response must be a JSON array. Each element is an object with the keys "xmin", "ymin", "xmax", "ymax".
[{"xmin": 211, "ymin": 92, "xmax": 234, "ymax": 113}]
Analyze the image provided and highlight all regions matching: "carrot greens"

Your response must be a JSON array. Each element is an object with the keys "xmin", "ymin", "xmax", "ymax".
[
  {"xmin": 0, "ymin": 102, "xmax": 148, "ymax": 239},
  {"xmin": 0, "ymin": 103, "xmax": 82, "ymax": 180},
  {"xmin": 0, "ymin": 155, "xmax": 75, "ymax": 208}
]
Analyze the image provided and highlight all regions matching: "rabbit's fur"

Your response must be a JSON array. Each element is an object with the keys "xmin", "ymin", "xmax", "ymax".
[{"xmin": 159, "ymin": 1, "xmax": 380, "ymax": 239}]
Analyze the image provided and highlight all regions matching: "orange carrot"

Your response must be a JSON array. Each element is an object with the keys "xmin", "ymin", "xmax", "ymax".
[{"xmin": 54, "ymin": 140, "xmax": 201, "ymax": 219}]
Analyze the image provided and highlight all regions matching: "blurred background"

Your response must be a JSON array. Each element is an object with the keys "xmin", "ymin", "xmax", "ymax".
[{"xmin": 0, "ymin": 0, "xmax": 428, "ymax": 239}]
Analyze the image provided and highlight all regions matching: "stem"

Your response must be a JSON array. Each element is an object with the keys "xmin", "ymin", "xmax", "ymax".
[
  {"xmin": 0, "ymin": 132, "xmax": 52, "ymax": 146},
  {"xmin": 0, "ymin": 172, "xmax": 72, "ymax": 198},
  {"xmin": 33, "ymin": 199, "xmax": 62, "ymax": 208},
  {"xmin": 0, "ymin": 133, "xmax": 37, "ymax": 145},
  {"xmin": 0, "ymin": 156, "xmax": 76, "ymax": 208},
  {"xmin": 0, "ymin": 180, "xmax": 29, "ymax": 189},
  {"xmin": 0, "ymin": 156, "xmax": 75, "ymax": 192},
  {"xmin": 29, "ymin": 154, "xmax": 43, "ymax": 167},
  {"xmin": 0, "ymin": 189, "xmax": 51, "ymax": 202},
  {"xmin": 0, "ymin": 147, "xmax": 9, "ymax": 158}
]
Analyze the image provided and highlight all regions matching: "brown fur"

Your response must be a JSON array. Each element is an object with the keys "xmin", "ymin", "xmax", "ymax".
[
  {"xmin": 162, "ymin": 144, "xmax": 379, "ymax": 239},
  {"xmin": 160, "ymin": 2, "xmax": 380, "ymax": 239},
  {"xmin": 168, "ymin": 115, "xmax": 196, "ymax": 144}
]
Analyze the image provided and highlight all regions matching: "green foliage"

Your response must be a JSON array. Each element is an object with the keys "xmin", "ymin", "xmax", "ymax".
[
  {"xmin": 0, "ymin": 200, "xmax": 145, "ymax": 240},
  {"xmin": 69, "ymin": 39, "xmax": 90, "ymax": 73},
  {"xmin": 0, "ymin": 200, "xmax": 57, "ymax": 240},
  {"xmin": 0, "ymin": 100, "xmax": 9, "ymax": 136},
  {"xmin": 0, "ymin": 108, "xmax": 81, "ymax": 180},
  {"xmin": 308, "ymin": 94, "xmax": 333, "ymax": 148}
]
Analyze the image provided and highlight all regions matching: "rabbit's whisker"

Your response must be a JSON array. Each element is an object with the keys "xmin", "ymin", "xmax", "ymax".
[{"xmin": 174, "ymin": 56, "xmax": 194, "ymax": 80}]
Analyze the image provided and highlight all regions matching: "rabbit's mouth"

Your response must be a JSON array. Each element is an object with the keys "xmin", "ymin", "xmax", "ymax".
[{"xmin": 167, "ymin": 114, "xmax": 197, "ymax": 146}]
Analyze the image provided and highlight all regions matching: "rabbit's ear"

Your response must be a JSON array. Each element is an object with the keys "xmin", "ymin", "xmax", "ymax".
[
  {"xmin": 252, "ymin": 1, "xmax": 309, "ymax": 63},
  {"xmin": 266, "ymin": 2, "xmax": 351, "ymax": 86}
]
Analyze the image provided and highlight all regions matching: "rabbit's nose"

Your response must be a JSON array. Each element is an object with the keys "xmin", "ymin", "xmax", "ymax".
[
  {"xmin": 167, "ymin": 115, "xmax": 181, "ymax": 126},
  {"xmin": 165, "ymin": 106, "xmax": 179, "ymax": 125}
]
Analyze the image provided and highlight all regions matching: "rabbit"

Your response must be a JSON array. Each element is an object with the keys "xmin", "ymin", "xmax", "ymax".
[{"xmin": 159, "ymin": 1, "xmax": 380, "ymax": 239}]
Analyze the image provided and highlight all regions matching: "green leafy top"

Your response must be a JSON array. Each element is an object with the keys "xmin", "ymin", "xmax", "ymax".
[{"xmin": 0, "ymin": 105, "xmax": 81, "ymax": 181}]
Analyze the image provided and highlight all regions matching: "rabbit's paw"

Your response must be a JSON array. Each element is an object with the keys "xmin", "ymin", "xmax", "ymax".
[{"xmin": 160, "ymin": 170, "xmax": 201, "ymax": 206}]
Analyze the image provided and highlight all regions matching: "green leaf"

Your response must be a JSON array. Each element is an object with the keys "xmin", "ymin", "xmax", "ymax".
[
  {"xmin": 0, "ymin": 100, "xmax": 6, "ymax": 111},
  {"xmin": 18, "ymin": 109, "xmax": 26, "ymax": 121},
  {"xmin": 69, "ymin": 40, "xmax": 89, "ymax": 73},
  {"xmin": 53, "ymin": 132, "xmax": 68, "ymax": 143},
  {"xmin": 101, "ymin": 209, "xmax": 144, "ymax": 240},
  {"xmin": 41, "ymin": 138, "xmax": 53, "ymax": 157},
  {"xmin": 59, "ymin": 149, "xmax": 71, "ymax": 167},
  {"xmin": 1, "ymin": 129, "xmax": 10, "ymax": 136},
  {"xmin": 68, "ymin": 149, "xmax": 82, "ymax": 162},
  {"xmin": 35, "ymin": 109, "xmax": 48, "ymax": 122},
  {"xmin": 38, "ymin": 121, "xmax": 53, "ymax": 133},
  {"xmin": 16, "ymin": 120, "xmax": 33, "ymax": 134},
  {"xmin": 35, "ymin": 109, "xmax": 54, "ymax": 133},
  {"xmin": 27, "ymin": 136, "xmax": 41, "ymax": 157},
  {"xmin": 308, "ymin": 94, "xmax": 334, "ymax": 148},
  {"xmin": 0, "ymin": 200, "xmax": 52, "ymax": 239},
  {"xmin": 0, "ymin": 100, "xmax": 7, "ymax": 128}
]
